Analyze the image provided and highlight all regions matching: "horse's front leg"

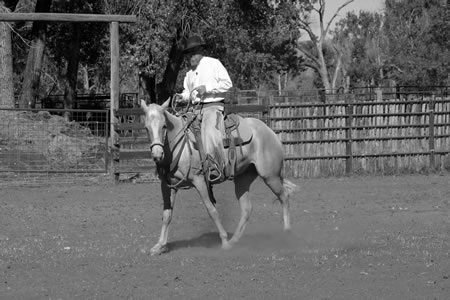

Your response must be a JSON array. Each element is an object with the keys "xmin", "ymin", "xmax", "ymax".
[
  {"xmin": 193, "ymin": 177, "xmax": 230, "ymax": 250},
  {"xmin": 150, "ymin": 182, "xmax": 177, "ymax": 256}
]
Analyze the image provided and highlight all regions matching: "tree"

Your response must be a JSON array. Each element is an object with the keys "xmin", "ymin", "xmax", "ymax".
[
  {"xmin": 383, "ymin": 0, "xmax": 449, "ymax": 86},
  {"xmin": 210, "ymin": 0, "xmax": 302, "ymax": 90},
  {"xmin": 0, "ymin": 0, "xmax": 19, "ymax": 108},
  {"xmin": 332, "ymin": 11, "xmax": 385, "ymax": 88},
  {"xmin": 45, "ymin": 0, "xmax": 106, "ymax": 119},
  {"xmin": 18, "ymin": 0, "xmax": 52, "ymax": 109},
  {"xmin": 291, "ymin": 0, "xmax": 354, "ymax": 93},
  {"xmin": 5, "ymin": 0, "xmax": 307, "ymax": 110},
  {"xmin": 119, "ymin": 0, "xmax": 302, "ymax": 103},
  {"xmin": 110, "ymin": 1, "xmax": 190, "ymax": 104}
]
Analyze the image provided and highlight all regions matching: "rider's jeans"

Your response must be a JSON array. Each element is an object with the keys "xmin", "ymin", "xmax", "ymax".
[{"xmin": 198, "ymin": 104, "xmax": 225, "ymax": 167}]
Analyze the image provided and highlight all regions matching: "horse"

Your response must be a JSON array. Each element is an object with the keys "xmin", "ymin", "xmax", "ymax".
[{"xmin": 140, "ymin": 99, "xmax": 296, "ymax": 255}]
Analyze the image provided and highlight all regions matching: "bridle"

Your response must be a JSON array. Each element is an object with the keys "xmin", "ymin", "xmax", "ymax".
[
  {"xmin": 150, "ymin": 140, "xmax": 165, "ymax": 151},
  {"xmin": 148, "ymin": 124, "xmax": 167, "ymax": 152},
  {"xmin": 146, "ymin": 89, "xmax": 202, "ymax": 159},
  {"xmin": 143, "ymin": 99, "xmax": 197, "ymax": 188}
]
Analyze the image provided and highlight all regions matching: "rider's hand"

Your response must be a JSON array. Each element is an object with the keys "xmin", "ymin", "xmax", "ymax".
[
  {"xmin": 174, "ymin": 93, "xmax": 186, "ymax": 103},
  {"xmin": 194, "ymin": 85, "xmax": 207, "ymax": 97}
]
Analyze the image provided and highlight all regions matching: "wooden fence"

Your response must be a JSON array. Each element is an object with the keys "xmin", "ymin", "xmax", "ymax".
[
  {"xmin": 111, "ymin": 95, "xmax": 450, "ymax": 179},
  {"xmin": 271, "ymin": 95, "xmax": 450, "ymax": 177}
]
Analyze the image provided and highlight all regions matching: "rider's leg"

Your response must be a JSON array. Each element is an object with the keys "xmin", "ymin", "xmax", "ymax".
[{"xmin": 201, "ymin": 104, "xmax": 225, "ymax": 181}]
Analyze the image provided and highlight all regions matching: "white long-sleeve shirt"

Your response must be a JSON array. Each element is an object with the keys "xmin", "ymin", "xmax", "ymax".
[{"xmin": 180, "ymin": 56, "xmax": 233, "ymax": 103}]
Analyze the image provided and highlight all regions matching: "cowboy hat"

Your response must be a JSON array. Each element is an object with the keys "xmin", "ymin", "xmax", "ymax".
[{"xmin": 183, "ymin": 35, "xmax": 207, "ymax": 53}]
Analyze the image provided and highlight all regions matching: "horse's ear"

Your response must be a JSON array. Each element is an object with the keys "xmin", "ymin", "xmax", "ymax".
[
  {"xmin": 140, "ymin": 99, "xmax": 148, "ymax": 113},
  {"xmin": 161, "ymin": 97, "xmax": 171, "ymax": 110}
]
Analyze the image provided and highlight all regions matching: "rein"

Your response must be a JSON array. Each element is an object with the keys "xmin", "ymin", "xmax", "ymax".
[{"xmin": 159, "ymin": 112, "xmax": 197, "ymax": 189}]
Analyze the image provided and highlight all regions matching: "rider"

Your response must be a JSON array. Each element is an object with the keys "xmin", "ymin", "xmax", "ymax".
[{"xmin": 175, "ymin": 35, "xmax": 233, "ymax": 182}]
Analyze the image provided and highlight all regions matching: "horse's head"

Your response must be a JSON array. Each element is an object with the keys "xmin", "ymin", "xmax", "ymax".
[{"xmin": 140, "ymin": 99, "xmax": 170, "ymax": 163}]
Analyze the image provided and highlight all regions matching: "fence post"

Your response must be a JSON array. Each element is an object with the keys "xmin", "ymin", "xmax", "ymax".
[
  {"xmin": 345, "ymin": 95, "xmax": 353, "ymax": 175},
  {"xmin": 376, "ymin": 88, "xmax": 383, "ymax": 101},
  {"xmin": 104, "ymin": 112, "xmax": 110, "ymax": 173},
  {"xmin": 428, "ymin": 95, "xmax": 436, "ymax": 172},
  {"xmin": 263, "ymin": 96, "xmax": 271, "ymax": 127},
  {"xmin": 110, "ymin": 21, "xmax": 120, "ymax": 182}
]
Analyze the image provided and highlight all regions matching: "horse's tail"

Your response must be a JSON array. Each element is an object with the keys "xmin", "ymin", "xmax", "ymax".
[{"xmin": 282, "ymin": 179, "xmax": 297, "ymax": 197}]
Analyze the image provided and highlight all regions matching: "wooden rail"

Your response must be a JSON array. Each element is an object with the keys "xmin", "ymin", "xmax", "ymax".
[
  {"xmin": 273, "ymin": 123, "xmax": 450, "ymax": 132},
  {"xmin": 281, "ymin": 134, "xmax": 450, "ymax": 144},
  {"xmin": 269, "ymin": 111, "xmax": 448, "ymax": 121},
  {"xmin": 0, "ymin": 13, "xmax": 136, "ymax": 23},
  {"xmin": 286, "ymin": 150, "xmax": 450, "ymax": 160}
]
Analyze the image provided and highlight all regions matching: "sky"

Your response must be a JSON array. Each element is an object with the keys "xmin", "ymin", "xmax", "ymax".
[
  {"xmin": 325, "ymin": 0, "xmax": 385, "ymax": 22},
  {"xmin": 310, "ymin": 0, "xmax": 385, "ymax": 34}
]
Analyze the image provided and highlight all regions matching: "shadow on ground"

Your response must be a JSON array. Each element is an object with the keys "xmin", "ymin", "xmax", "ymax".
[
  {"xmin": 167, "ymin": 232, "xmax": 227, "ymax": 252},
  {"xmin": 167, "ymin": 227, "xmax": 301, "ymax": 254}
]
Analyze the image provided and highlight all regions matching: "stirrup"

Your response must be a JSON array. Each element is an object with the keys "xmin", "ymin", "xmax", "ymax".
[
  {"xmin": 205, "ymin": 155, "xmax": 222, "ymax": 183},
  {"xmin": 207, "ymin": 166, "xmax": 222, "ymax": 183}
]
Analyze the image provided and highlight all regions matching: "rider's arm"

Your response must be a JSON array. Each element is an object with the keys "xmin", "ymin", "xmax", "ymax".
[{"xmin": 180, "ymin": 73, "xmax": 192, "ymax": 102}]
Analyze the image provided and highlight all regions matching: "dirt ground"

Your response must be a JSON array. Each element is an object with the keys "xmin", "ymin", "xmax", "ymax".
[{"xmin": 1, "ymin": 174, "xmax": 450, "ymax": 299}]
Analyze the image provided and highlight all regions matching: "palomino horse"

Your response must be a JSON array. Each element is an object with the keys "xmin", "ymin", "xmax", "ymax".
[{"xmin": 140, "ymin": 99, "xmax": 296, "ymax": 255}]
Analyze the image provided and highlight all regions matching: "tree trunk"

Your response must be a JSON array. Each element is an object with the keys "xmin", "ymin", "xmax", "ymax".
[
  {"xmin": 64, "ymin": 23, "xmax": 81, "ymax": 121},
  {"xmin": 277, "ymin": 73, "xmax": 281, "ymax": 96},
  {"xmin": 80, "ymin": 64, "xmax": 90, "ymax": 93},
  {"xmin": 139, "ymin": 72, "xmax": 156, "ymax": 103},
  {"xmin": 18, "ymin": 0, "xmax": 52, "ymax": 109},
  {"xmin": 0, "ymin": 1, "xmax": 18, "ymax": 108},
  {"xmin": 316, "ymin": 43, "xmax": 332, "ymax": 93},
  {"xmin": 331, "ymin": 54, "xmax": 342, "ymax": 91},
  {"xmin": 155, "ymin": 26, "xmax": 184, "ymax": 104},
  {"xmin": 284, "ymin": 72, "xmax": 288, "ymax": 90},
  {"xmin": 0, "ymin": 16, "xmax": 14, "ymax": 108}
]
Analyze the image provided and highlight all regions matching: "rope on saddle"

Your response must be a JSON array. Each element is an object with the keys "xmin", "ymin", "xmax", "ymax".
[
  {"xmin": 224, "ymin": 122, "xmax": 236, "ymax": 180},
  {"xmin": 223, "ymin": 113, "xmax": 247, "ymax": 180}
]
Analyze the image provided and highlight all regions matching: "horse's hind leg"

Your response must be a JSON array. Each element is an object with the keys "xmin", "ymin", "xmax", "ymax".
[
  {"xmin": 229, "ymin": 168, "xmax": 258, "ymax": 246},
  {"xmin": 263, "ymin": 176, "xmax": 292, "ymax": 231}
]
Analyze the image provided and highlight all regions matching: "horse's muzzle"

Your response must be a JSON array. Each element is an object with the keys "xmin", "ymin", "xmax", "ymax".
[{"xmin": 150, "ymin": 143, "xmax": 164, "ymax": 163}]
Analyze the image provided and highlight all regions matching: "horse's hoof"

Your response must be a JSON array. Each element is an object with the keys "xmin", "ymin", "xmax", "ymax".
[
  {"xmin": 150, "ymin": 244, "xmax": 169, "ymax": 256},
  {"xmin": 222, "ymin": 242, "xmax": 233, "ymax": 250}
]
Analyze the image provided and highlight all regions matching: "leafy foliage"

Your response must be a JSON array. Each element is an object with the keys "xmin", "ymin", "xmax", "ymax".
[
  {"xmin": 333, "ymin": 0, "xmax": 449, "ymax": 88},
  {"xmin": 383, "ymin": 0, "xmax": 449, "ymax": 86},
  {"xmin": 46, "ymin": 0, "xmax": 109, "ymax": 94},
  {"xmin": 333, "ymin": 11, "xmax": 385, "ymax": 86},
  {"xmin": 4, "ymin": 0, "xmax": 449, "ymax": 104},
  {"xmin": 201, "ymin": 0, "xmax": 302, "ymax": 89},
  {"xmin": 116, "ymin": 0, "xmax": 302, "ymax": 92}
]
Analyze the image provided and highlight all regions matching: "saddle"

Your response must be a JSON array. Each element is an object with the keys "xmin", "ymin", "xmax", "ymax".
[
  {"xmin": 223, "ymin": 113, "xmax": 253, "ymax": 149},
  {"xmin": 187, "ymin": 113, "xmax": 253, "ymax": 152},
  {"xmin": 222, "ymin": 113, "xmax": 253, "ymax": 180},
  {"xmin": 187, "ymin": 112, "xmax": 253, "ymax": 182}
]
